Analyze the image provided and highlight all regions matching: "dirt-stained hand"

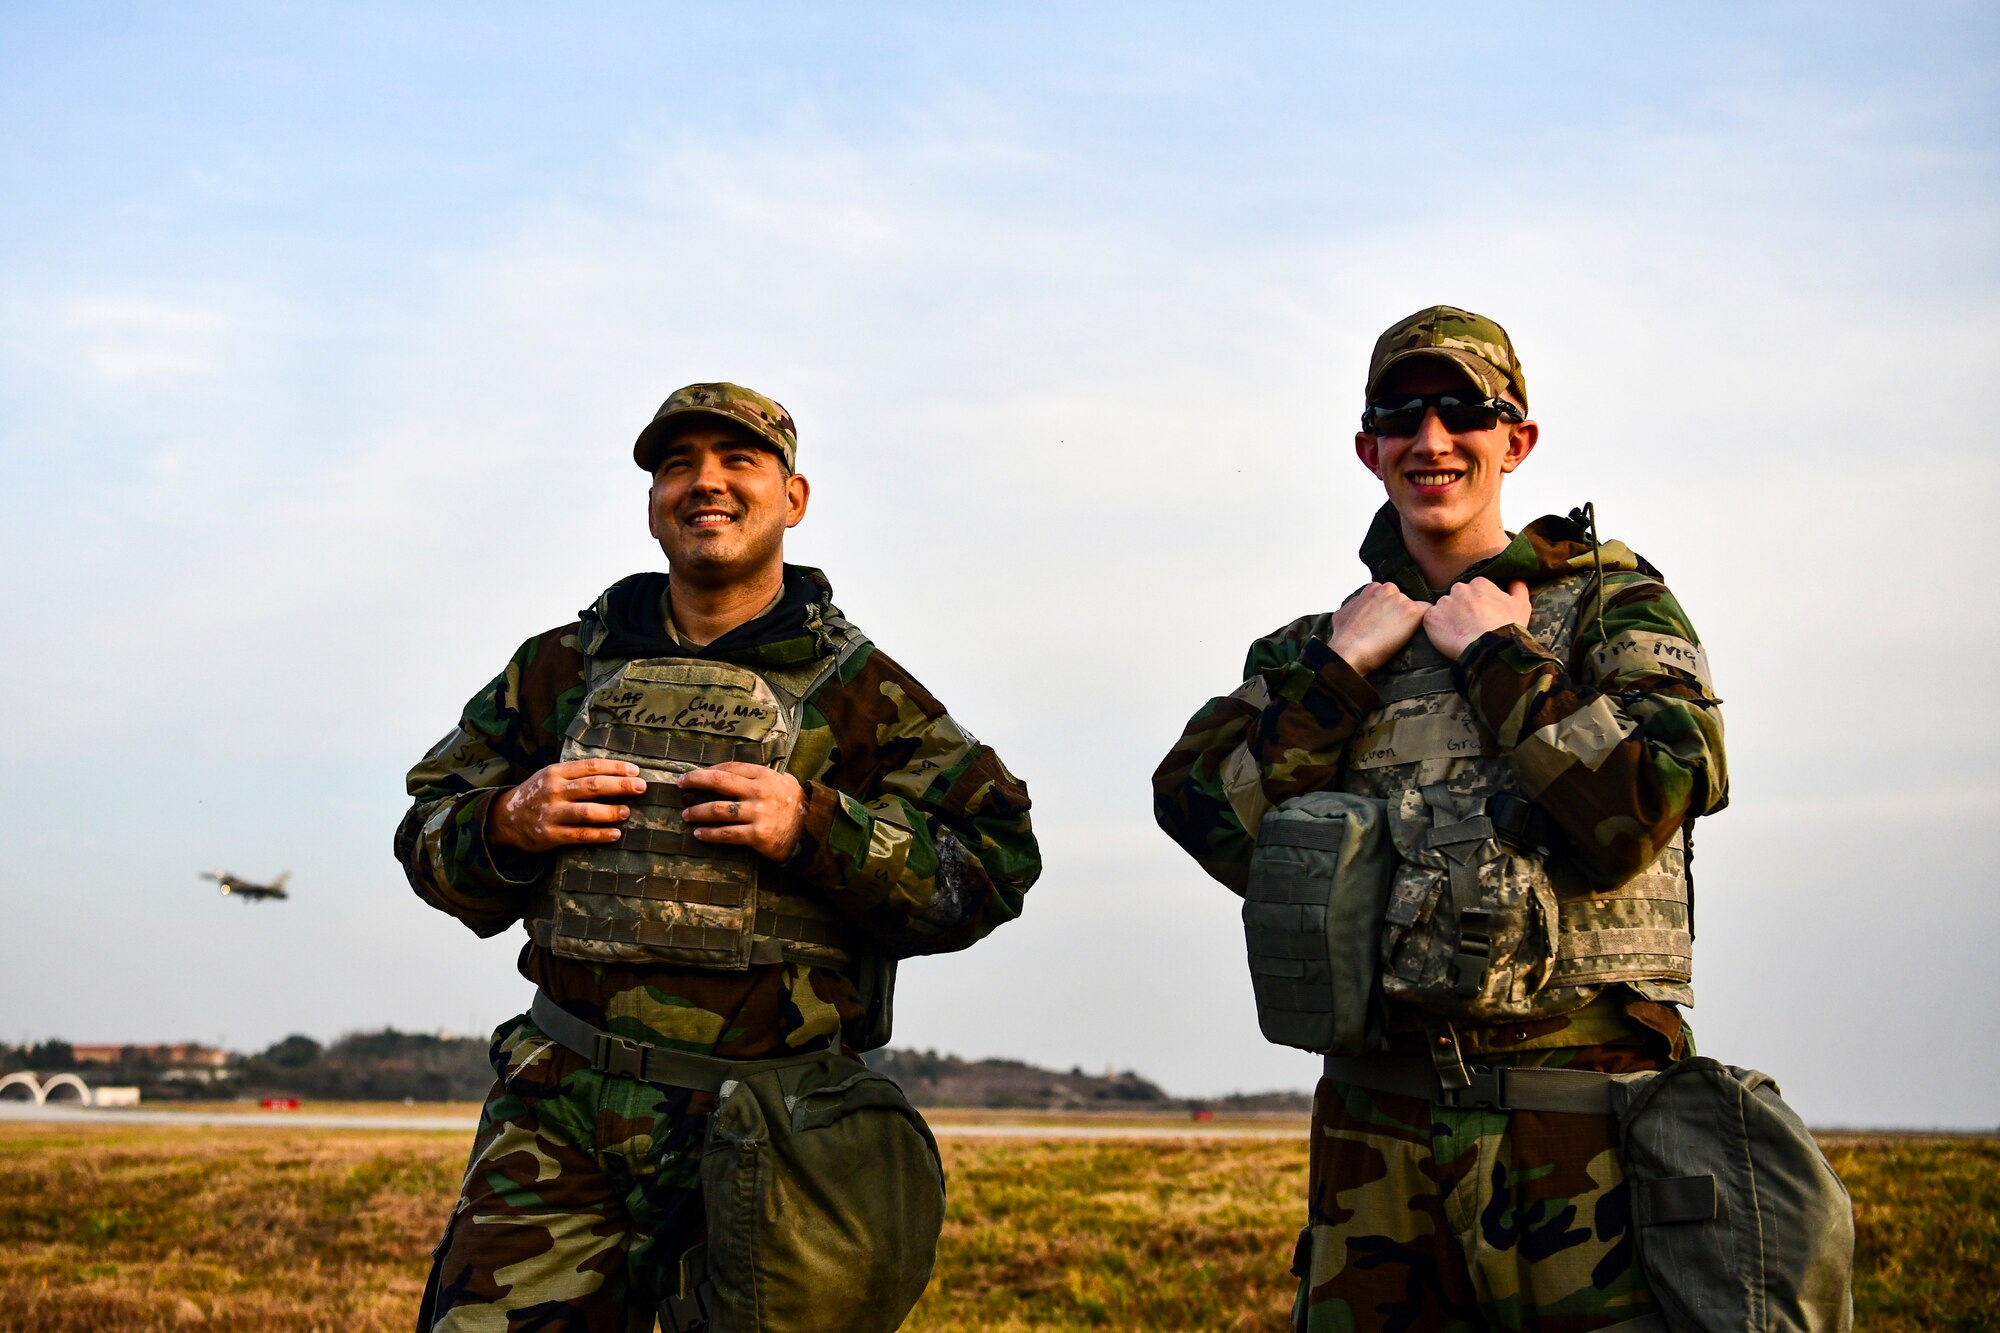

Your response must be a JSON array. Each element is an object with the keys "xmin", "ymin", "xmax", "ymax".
[
  {"xmin": 1423, "ymin": 578, "xmax": 1533, "ymax": 661},
  {"xmin": 1327, "ymin": 582, "xmax": 1429, "ymax": 676},
  {"xmin": 487, "ymin": 759, "xmax": 646, "ymax": 853},
  {"xmin": 678, "ymin": 762, "xmax": 808, "ymax": 862}
]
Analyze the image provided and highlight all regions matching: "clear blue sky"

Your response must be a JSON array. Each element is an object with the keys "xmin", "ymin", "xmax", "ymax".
[{"xmin": 3, "ymin": 3, "xmax": 1996, "ymax": 1127}]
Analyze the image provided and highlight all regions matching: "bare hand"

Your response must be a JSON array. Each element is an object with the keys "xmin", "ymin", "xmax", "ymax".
[
  {"xmin": 488, "ymin": 759, "xmax": 645, "ymax": 853},
  {"xmin": 1423, "ymin": 578, "xmax": 1532, "ymax": 661},
  {"xmin": 678, "ymin": 762, "xmax": 808, "ymax": 861},
  {"xmin": 1328, "ymin": 582, "xmax": 1428, "ymax": 676}
]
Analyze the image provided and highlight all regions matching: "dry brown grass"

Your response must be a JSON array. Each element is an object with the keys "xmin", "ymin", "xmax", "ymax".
[
  {"xmin": 0, "ymin": 1122, "xmax": 1991, "ymax": 1331},
  {"xmin": 0, "ymin": 1124, "xmax": 459, "ymax": 1331},
  {"xmin": 1820, "ymin": 1135, "xmax": 2000, "ymax": 1333},
  {"xmin": 909, "ymin": 1138, "xmax": 1303, "ymax": 1332}
]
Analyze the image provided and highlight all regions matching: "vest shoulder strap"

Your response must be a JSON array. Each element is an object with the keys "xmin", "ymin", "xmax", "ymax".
[{"xmin": 806, "ymin": 619, "xmax": 869, "ymax": 696}]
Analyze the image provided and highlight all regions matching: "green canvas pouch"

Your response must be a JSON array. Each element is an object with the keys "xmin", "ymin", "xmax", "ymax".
[
  {"xmin": 1610, "ymin": 1057, "xmax": 1855, "ymax": 1332},
  {"xmin": 699, "ymin": 1052, "xmax": 945, "ymax": 1333},
  {"xmin": 1243, "ymin": 792, "xmax": 1393, "ymax": 1055}
]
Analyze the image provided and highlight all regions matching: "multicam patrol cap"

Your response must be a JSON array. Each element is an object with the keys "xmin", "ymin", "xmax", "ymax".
[
  {"xmin": 633, "ymin": 382, "xmax": 799, "ymax": 473},
  {"xmin": 1365, "ymin": 306, "xmax": 1528, "ymax": 411}
]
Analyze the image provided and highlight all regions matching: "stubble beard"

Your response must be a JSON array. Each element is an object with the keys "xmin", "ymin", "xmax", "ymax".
[{"xmin": 663, "ymin": 518, "xmax": 785, "ymax": 592}]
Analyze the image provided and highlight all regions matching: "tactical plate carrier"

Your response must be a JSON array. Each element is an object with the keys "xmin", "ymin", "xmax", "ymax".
[
  {"xmin": 1341, "ymin": 572, "xmax": 1692, "ymax": 1026},
  {"xmin": 1248, "ymin": 564, "xmax": 1688, "ymax": 1040},
  {"xmin": 526, "ymin": 626, "xmax": 866, "ymax": 971}
]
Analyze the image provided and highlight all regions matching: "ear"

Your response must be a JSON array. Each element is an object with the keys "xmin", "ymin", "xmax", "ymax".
[
  {"xmin": 646, "ymin": 473, "xmax": 662, "ymax": 540},
  {"xmin": 1354, "ymin": 432, "xmax": 1384, "ymax": 478},
  {"xmin": 785, "ymin": 472, "xmax": 811, "ymax": 528},
  {"xmin": 1499, "ymin": 420, "xmax": 1539, "ymax": 473}
]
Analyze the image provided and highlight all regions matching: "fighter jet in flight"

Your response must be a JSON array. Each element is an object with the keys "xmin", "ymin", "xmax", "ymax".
[{"xmin": 202, "ymin": 871, "xmax": 290, "ymax": 902}]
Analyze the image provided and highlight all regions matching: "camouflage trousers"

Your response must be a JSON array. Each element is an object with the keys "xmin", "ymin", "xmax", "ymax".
[
  {"xmin": 418, "ymin": 1014, "xmax": 711, "ymax": 1333},
  {"xmin": 1294, "ymin": 1053, "xmax": 1662, "ymax": 1333}
]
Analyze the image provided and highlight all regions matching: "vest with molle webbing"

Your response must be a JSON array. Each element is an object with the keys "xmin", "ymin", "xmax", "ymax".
[
  {"xmin": 1340, "ymin": 571, "xmax": 1693, "ymax": 1023},
  {"xmin": 525, "ymin": 621, "xmax": 867, "ymax": 970}
]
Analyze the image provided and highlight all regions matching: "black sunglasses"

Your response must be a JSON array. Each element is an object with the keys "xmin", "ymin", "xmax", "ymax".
[{"xmin": 1361, "ymin": 392, "xmax": 1524, "ymax": 437}]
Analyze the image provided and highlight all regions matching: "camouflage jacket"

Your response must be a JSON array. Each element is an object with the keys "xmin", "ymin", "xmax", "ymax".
[
  {"xmin": 396, "ymin": 565, "xmax": 1040, "ymax": 1058},
  {"xmin": 1153, "ymin": 505, "xmax": 1727, "ymax": 1052}
]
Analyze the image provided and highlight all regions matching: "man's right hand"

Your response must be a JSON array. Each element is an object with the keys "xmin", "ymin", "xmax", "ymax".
[
  {"xmin": 487, "ymin": 759, "xmax": 647, "ymax": 853},
  {"xmin": 1327, "ymin": 582, "xmax": 1427, "ymax": 676}
]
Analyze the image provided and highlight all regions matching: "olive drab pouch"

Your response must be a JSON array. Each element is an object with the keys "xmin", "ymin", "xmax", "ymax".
[
  {"xmin": 1242, "ymin": 793, "xmax": 1393, "ymax": 1055},
  {"xmin": 1609, "ymin": 1058, "xmax": 1855, "ymax": 1332},
  {"xmin": 700, "ymin": 1052, "xmax": 945, "ymax": 1333}
]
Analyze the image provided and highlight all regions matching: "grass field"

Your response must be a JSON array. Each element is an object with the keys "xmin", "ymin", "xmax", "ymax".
[{"xmin": 0, "ymin": 1119, "xmax": 1993, "ymax": 1331}]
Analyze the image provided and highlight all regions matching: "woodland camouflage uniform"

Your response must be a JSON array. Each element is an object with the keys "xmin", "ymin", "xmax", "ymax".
[
  {"xmin": 399, "ymin": 552, "xmax": 1038, "ymax": 1327},
  {"xmin": 1154, "ymin": 314, "xmax": 1727, "ymax": 1331}
]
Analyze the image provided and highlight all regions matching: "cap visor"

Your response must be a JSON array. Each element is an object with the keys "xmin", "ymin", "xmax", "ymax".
[
  {"xmin": 1368, "ymin": 348, "xmax": 1508, "ymax": 403},
  {"xmin": 634, "ymin": 407, "xmax": 787, "ymax": 472}
]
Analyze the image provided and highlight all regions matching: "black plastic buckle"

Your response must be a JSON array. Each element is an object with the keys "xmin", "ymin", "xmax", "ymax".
[
  {"xmin": 661, "ymin": 1242, "xmax": 711, "ymax": 1332},
  {"xmin": 1486, "ymin": 792, "xmax": 1550, "ymax": 856},
  {"xmin": 1437, "ymin": 1064, "xmax": 1506, "ymax": 1110},
  {"xmin": 590, "ymin": 1032, "xmax": 648, "ymax": 1080},
  {"xmin": 1451, "ymin": 956, "xmax": 1489, "ymax": 996},
  {"xmin": 660, "ymin": 1287, "xmax": 708, "ymax": 1333},
  {"xmin": 1451, "ymin": 913, "xmax": 1494, "ymax": 997}
]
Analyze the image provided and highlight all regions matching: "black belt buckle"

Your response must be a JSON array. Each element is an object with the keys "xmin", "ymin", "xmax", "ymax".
[
  {"xmin": 1438, "ymin": 1064, "xmax": 1506, "ymax": 1110},
  {"xmin": 590, "ymin": 1032, "xmax": 649, "ymax": 1080}
]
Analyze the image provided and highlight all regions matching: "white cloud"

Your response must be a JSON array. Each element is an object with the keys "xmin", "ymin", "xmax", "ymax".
[{"xmin": 57, "ymin": 297, "xmax": 229, "ymax": 382}]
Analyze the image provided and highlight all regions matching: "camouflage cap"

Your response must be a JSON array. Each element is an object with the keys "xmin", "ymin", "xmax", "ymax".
[
  {"xmin": 633, "ymin": 382, "xmax": 798, "ymax": 473},
  {"xmin": 1365, "ymin": 305, "xmax": 1528, "ymax": 410}
]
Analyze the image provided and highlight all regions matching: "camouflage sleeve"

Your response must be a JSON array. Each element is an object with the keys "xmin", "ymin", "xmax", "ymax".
[
  {"xmin": 1454, "ymin": 573, "xmax": 1728, "ymax": 890},
  {"xmin": 1151, "ymin": 618, "xmax": 1381, "ymax": 893},
  {"xmin": 392, "ymin": 626, "xmax": 587, "ymax": 937},
  {"xmin": 783, "ymin": 643, "xmax": 1039, "ymax": 957}
]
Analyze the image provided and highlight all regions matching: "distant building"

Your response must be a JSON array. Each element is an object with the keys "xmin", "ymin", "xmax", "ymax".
[
  {"xmin": 71, "ymin": 1032, "xmax": 232, "ymax": 1072},
  {"xmin": 71, "ymin": 1043, "xmax": 230, "ymax": 1069}
]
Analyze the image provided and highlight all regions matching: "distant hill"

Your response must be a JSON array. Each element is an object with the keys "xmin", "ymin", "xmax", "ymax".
[
  {"xmin": 5, "ymin": 1034, "xmax": 1309, "ymax": 1112},
  {"xmin": 867, "ymin": 1048, "xmax": 1311, "ymax": 1115},
  {"xmin": 867, "ymin": 1048, "xmax": 1169, "ymax": 1109}
]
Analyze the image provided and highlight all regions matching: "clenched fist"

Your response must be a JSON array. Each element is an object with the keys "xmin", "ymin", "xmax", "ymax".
[
  {"xmin": 1328, "ymin": 582, "xmax": 1428, "ymax": 676},
  {"xmin": 678, "ymin": 762, "xmax": 809, "ymax": 862},
  {"xmin": 488, "ymin": 759, "xmax": 646, "ymax": 852},
  {"xmin": 1423, "ymin": 577, "xmax": 1532, "ymax": 661}
]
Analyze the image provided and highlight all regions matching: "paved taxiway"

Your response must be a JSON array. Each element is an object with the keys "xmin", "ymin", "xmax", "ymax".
[{"xmin": 0, "ymin": 1102, "xmax": 1299, "ymax": 1139}]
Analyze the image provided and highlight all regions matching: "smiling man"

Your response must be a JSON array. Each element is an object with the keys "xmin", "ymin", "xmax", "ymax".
[
  {"xmin": 1154, "ymin": 308, "xmax": 1727, "ymax": 1331},
  {"xmin": 397, "ymin": 382, "xmax": 1039, "ymax": 1332}
]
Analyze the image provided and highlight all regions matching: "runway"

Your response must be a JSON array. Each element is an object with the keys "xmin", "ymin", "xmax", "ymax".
[
  {"xmin": 0, "ymin": 1102, "xmax": 1301, "ymax": 1139},
  {"xmin": 0, "ymin": 1103, "xmax": 475, "ymax": 1132}
]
